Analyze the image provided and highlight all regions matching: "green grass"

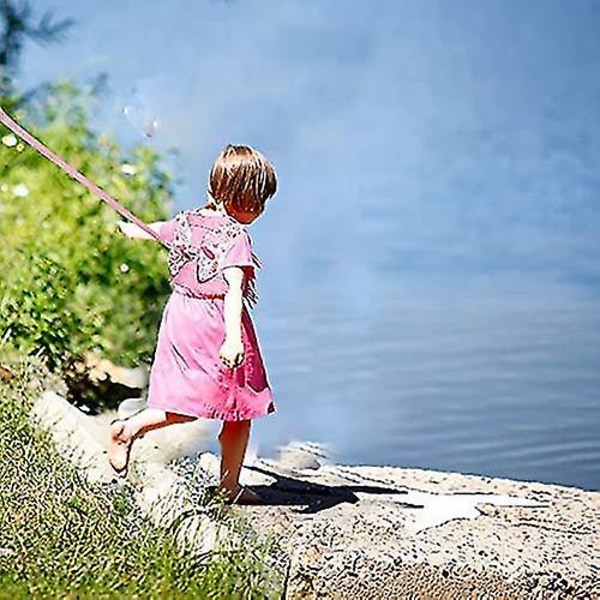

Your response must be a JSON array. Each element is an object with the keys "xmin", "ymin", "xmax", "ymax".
[{"xmin": 0, "ymin": 357, "xmax": 286, "ymax": 599}]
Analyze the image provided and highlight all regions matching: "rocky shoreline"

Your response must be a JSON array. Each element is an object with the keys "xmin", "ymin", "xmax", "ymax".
[{"xmin": 32, "ymin": 391, "xmax": 599, "ymax": 599}]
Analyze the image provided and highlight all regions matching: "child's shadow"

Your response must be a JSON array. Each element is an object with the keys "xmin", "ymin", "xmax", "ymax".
[{"xmin": 246, "ymin": 465, "xmax": 421, "ymax": 514}]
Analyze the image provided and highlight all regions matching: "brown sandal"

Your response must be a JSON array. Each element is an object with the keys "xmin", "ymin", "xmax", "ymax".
[
  {"xmin": 209, "ymin": 486, "xmax": 263, "ymax": 506},
  {"xmin": 229, "ymin": 487, "xmax": 263, "ymax": 505}
]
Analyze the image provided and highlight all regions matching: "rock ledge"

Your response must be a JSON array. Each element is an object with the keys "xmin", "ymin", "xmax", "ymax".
[{"xmin": 32, "ymin": 392, "xmax": 599, "ymax": 600}]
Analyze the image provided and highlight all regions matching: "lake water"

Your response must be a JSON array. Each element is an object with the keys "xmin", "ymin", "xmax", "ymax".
[{"xmin": 249, "ymin": 279, "xmax": 600, "ymax": 492}]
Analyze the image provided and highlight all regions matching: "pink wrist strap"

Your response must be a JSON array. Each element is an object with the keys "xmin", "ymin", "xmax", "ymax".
[{"xmin": 0, "ymin": 106, "xmax": 165, "ymax": 244}]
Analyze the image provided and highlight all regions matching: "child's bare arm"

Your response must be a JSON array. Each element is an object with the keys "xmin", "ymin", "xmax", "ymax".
[
  {"xmin": 117, "ymin": 220, "xmax": 165, "ymax": 240},
  {"xmin": 220, "ymin": 267, "xmax": 245, "ymax": 368}
]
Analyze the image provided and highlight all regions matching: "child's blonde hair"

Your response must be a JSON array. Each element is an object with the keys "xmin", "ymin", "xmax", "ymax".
[{"xmin": 208, "ymin": 144, "xmax": 277, "ymax": 218}]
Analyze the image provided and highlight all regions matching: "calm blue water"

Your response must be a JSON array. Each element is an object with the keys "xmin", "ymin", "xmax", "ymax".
[{"xmin": 250, "ymin": 280, "xmax": 600, "ymax": 491}]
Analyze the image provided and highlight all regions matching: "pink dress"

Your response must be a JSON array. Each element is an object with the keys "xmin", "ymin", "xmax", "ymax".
[{"xmin": 146, "ymin": 209, "xmax": 275, "ymax": 421}]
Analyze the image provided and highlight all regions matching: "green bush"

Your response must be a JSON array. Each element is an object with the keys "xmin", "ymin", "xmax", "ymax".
[{"xmin": 0, "ymin": 82, "xmax": 173, "ymax": 374}]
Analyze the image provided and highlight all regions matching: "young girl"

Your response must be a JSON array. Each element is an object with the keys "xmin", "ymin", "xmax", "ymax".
[{"xmin": 108, "ymin": 144, "xmax": 277, "ymax": 505}]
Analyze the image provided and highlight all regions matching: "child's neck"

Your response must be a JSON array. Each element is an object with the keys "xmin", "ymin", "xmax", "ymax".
[{"xmin": 200, "ymin": 204, "xmax": 227, "ymax": 217}]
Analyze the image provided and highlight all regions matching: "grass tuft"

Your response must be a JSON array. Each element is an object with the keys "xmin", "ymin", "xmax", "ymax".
[{"xmin": 0, "ymin": 356, "xmax": 286, "ymax": 599}]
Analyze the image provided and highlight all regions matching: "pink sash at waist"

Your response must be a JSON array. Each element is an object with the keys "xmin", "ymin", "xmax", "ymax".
[{"xmin": 173, "ymin": 285, "xmax": 225, "ymax": 300}]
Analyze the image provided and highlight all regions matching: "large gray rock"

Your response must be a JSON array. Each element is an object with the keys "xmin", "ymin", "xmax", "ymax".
[
  {"xmin": 203, "ymin": 446, "xmax": 600, "ymax": 599},
  {"xmin": 32, "ymin": 393, "xmax": 600, "ymax": 599},
  {"xmin": 31, "ymin": 392, "xmax": 219, "ymax": 556}
]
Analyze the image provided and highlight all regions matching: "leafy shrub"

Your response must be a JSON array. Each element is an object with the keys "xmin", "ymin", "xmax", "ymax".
[{"xmin": 0, "ymin": 82, "xmax": 173, "ymax": 378}]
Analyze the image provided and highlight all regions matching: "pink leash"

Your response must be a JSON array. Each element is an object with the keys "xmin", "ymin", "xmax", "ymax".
[{"xmin": 0, "ymin": 106, "xmax": 164, "ymax": 243}]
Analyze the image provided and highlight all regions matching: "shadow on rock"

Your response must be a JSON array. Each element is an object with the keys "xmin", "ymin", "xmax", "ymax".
[{"xmin": 246, "ymin": 465, "xmax": 423, "ymax": 514}]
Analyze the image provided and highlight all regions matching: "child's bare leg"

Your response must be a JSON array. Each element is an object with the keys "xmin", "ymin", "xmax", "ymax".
[
  {"xmin": 109, "ymin": 409, "xmax": 195, "ymax": 474},
  {"xmin": 126, "ymin": 408, "xmax": 196, "ymax": 439},
  {"xmin": 218, "ymin": 419, "xmax": 251, "ymax": 497}
]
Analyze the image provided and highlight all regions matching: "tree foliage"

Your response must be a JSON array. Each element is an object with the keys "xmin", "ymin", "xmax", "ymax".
[
  {"xmin": 0, "ymin": 0, "xmax": 74, "ymax": 96},
  {"xmin": 0, "ymin": 81, "xmax": 173, "ymax": 372}
]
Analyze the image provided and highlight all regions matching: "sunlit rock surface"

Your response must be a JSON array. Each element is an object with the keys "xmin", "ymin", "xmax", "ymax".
[{"xmin": 33, "ymin": 392, "xmax": 600, "ymax": 599}]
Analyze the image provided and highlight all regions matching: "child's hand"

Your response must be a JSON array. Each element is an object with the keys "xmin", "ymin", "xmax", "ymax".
[
  {"xmin": 219, "ymin": 338, "xmax": 244, "ymax": 369},
  {"xmin": 117, "ymin": 221, "xmax": 136, "ymax": 237},
  {"xmin": 117, "ymin": 220, "xmax": 165, "ymax": 240}
]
